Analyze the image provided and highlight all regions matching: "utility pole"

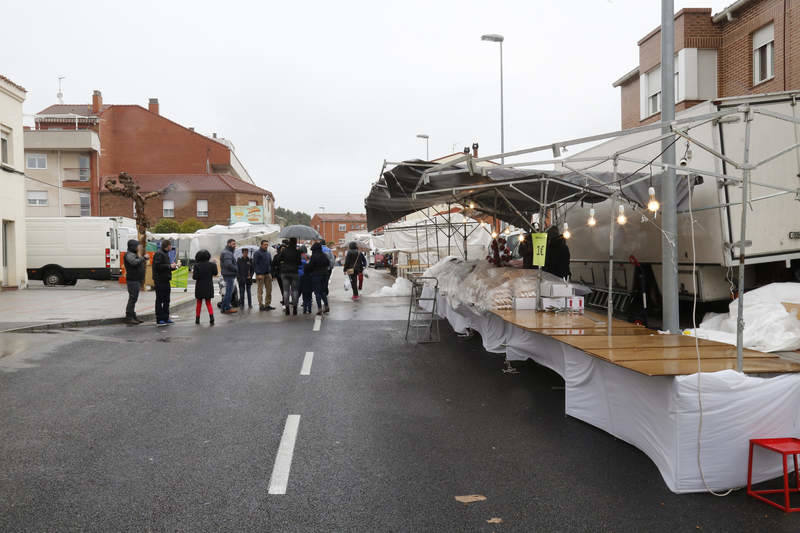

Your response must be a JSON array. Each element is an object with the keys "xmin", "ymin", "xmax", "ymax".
[{"xmin": 661, "ymin": 0, "xmax": 680, "ymax": 333}]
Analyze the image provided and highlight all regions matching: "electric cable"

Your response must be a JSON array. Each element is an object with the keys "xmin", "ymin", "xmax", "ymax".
[{"xmin": 689, "ymin": 173, "xmax": 737, "ymax": 497}]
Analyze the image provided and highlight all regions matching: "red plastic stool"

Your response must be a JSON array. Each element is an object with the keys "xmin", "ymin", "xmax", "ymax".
[{"xmin": 748, "ymin": 438, "xmax": 800, "ymax": 512}]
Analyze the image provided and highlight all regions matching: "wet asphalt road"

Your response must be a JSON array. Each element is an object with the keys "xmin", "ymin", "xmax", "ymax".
[{"xmin": 0, "ymin": 270, "xmax": 798, "ymax": 532}]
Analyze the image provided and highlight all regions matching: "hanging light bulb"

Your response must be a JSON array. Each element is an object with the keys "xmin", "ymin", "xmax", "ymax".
[
  {"xmin": 519, "ymin": 234, "xmax": 525, "ymax": 242},
  {"xmin": 587, "ymin": 208, "xmax": 597, "ymax": 227},
  {"xmin": 562, "ymin": 223, "xmax": 571, "ymax": 239},
  {"xmin": 617, "ymin": 204, "xmax": 627, "ymax": 225},
  {"xmin": 469, "ymin": 201, "xmax": 475, "ymax": 209},
  {"xmin": 491, "ymin": 231, "xmax": 498, "ymax": 239},
  {"xmin": 647, "ymin": 186, "xmax": 660, "ymax": 212},
  {"xmin": 504, "ymin": 226, "xmax": 511, "ymax": 235}
]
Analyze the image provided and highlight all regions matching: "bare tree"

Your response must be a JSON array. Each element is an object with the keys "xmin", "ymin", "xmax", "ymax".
[{"xmin": 104, "ymin": 172, "xmax": 174, "ymax": 246}]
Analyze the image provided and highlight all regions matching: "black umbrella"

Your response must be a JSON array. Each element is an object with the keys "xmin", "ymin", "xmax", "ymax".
[{"xmin": 279, "ymin": 225, "xmax": 322, "ymax": 240}]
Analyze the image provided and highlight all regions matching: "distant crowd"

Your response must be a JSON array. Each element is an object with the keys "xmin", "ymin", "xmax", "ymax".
[{"xmin": 122, "ymin": 237, "xmax": 368, "ymax": 326}]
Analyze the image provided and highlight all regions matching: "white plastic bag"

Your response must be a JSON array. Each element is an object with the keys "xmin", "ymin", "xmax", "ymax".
[{"xmin": 344, "ymin": 279, "xmax": 351, "ymax": 292}]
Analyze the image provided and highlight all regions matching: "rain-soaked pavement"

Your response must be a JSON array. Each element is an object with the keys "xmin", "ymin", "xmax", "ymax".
[{"xmin": 1, "ymin": 269, "xmax": 797, "ymax": 532}]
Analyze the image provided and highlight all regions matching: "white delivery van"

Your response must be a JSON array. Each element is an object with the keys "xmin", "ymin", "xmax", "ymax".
[{"xmin": 26, "ymin": 217, "xmax": 136, "ymax": 286}]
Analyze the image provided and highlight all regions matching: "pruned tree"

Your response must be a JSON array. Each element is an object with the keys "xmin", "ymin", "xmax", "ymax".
[{"xmin": 104, "ymin": 172, "xmax": 174, "ymax": 246}]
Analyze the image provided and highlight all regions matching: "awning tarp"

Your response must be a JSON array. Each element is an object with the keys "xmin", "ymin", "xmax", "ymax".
[{"xmin": 365, "ymin": 159, "xmax": 687, "ymax": 230}]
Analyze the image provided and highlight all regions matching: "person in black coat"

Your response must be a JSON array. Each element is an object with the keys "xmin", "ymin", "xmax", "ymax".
[
  {"xmin": 152, "ymin": 239, "xmax": 177, "ymax": 325},
  {"xmin": 192, "ymin": 249, "xmax": 218, "ymax": 325},
  {"xmin": 306, "ymin": 242, "xmax": 331, "ymax": 315},
  {"xmin": 123, "ymin": 239, "xmax": 148, "ymax": 324},
  {"xmin": 518, "ymin": 233, "xmax": 534, "ymax": 269},
  {"xmin": 342, "ymin": 241, "xmax": 366, "ymax": 300},
  {"xmin": 236, "ymin": 248, "xmax": 255, "ymax": 309},
  {"xmin": 543, "ymin": 226, "xmax": 571, "ymax": 279},
  {"xmin": 272, "ymin": 242, "xmax": 286, "ymax": 305},
  {"xmin": 277, "ymin": 237, "xmax": 301, "ymax": 315}
]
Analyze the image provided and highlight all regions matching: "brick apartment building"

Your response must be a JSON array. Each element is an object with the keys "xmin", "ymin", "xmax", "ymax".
[
  {"xmin": 310, "ymin": 213, "xmax": 367, "ymax": 247},
  {"xmin": 26, "ymin": 90, "xmax": 274, "ymax": 223},
  {"xmin": 612, "ymin": 0, "xmax": 800, "ymax": 129}
]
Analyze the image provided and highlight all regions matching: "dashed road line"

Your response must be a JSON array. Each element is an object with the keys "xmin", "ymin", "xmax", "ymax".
[
  {"xmin": 268, "ymin": 414, "xmax": 301, "ymax": 495},
  {"xmin": 312, "ymin": 316, "xmax": 322, "ymax": 331},
  {"xmin": 300, "ymin": 351, "xmax": 314, "ymax": 375}
]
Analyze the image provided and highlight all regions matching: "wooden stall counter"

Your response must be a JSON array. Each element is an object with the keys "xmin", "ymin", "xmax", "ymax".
[{"xmin": 489, "ymin": 308, "xmax": 800, "ymax": 377}]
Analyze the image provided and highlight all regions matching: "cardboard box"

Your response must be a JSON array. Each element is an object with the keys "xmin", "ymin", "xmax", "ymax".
[
  {"xmin": 545, "ymin": 284, "xmax": 573, "ymax": 297},
  {"xmin": 541, "ymin": 297, "xmax": 567, "ymax": 309},
  {"xmin": 566, "ymin": 296, "xmax": 585, "ymax": 313},
  {"xmin": 513, "ymin": 297, "xmax": 539, "ymax": 310}
]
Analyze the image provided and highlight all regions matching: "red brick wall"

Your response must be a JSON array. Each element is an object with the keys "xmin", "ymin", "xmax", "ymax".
[
  {"xmin": 620, "ymin": 76, "xmax": 641, "ymax": 129},
  {"xmin": 620, "ymin": 1, "xmax": 800, "ymax": 129},
  {"xmin": 100, "ymin": 191, "xmax": 264, "ymax": 227},
  {"xmin": 98, "ymin": 106, "xmax": 231, "ymax": 177},
  {"xmin": 716, "ymin": 0, "xmax": 790, "ymax": 97}
]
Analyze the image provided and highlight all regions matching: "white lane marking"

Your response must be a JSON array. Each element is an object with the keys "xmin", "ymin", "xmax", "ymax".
[
  {"xmin": 312, "ymin": 316, "xmax": 321, "ymax": 331},
  {"xmin": 268, "ymin": 414, "xmax": 301, "ymax": 495},
  {"xmin": 300, "ymin": 351, "xmax": 314, "ymax": 375}
]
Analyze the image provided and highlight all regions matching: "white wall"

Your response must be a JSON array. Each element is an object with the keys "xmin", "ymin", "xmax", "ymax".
[{"xmin": 0, "ymin": 77, "xmax": 28, "ymax": 288}]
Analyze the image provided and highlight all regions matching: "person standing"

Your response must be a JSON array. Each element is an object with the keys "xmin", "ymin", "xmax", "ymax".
[
  {"xmin": 343, "ymin": 241, "xmax": 363, "ymax": 300},
  {"xmin": 320, "ymin": 239, "xmax": 335, "ymax": 298},
  {"xmin": 220, "ymin": 238, "xmax": 238, "ymax": 314},
  {"xmin": 273, "ymin": 241, "xmax": 287, "ymax": 306},
  {"xmin": 543, "ymin": 226, "xmax": 571, "ymax": 279},
  {"xmin": 356, "ymin": 249, "xmax": 367, "ymax": 291},
  {"xmin": 518, "ymin": 232, "xmax": 534, "ymax": 269},
  {"xmin": 192, "ymin": 249, "xmax": 217, "ymax": 325},
  {"xmin": 299, "ymin": 245, "xmax": 313, "ymax": 314},
  {"xmin": 253, "ymin": 240, "xmax": 274, "ymax": 311},
  {"xmin": 277, "ymin": 237, "xmax": 301, "ymax": 315},
  {"xmin": 152, "ymin": 239, "xmax": 177, "ymax": 326},
  {"xmin": 237, "ymin": 248, "xmax": 255, "ymax": 309},
  {"xmin": 123, "ymin": 239, "xmax": 147, "ymax": 325},
  {"xmin": 307, "ymin": 242, "xmax": 331, "ymax": 315}
]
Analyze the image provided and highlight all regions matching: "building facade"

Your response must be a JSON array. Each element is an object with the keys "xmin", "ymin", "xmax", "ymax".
[
  {"xmin": 0, "ymin": 75, "xmax": 28, "ymax": 289},
  {"xmin": 23, "ymin": 129, "xmax": 99, "ymax": 216},
  {"xmin": 100, "ymin": 174, "xmax": 272, "ymax": 227},
  {"xmin": 613, "ymin": 0, "xmax": 800, "ymax": 129},
  {"xmin": 310, "ymin": 213, "xmax": 367, "ymax": 247},
  {"xmin": 31, "ymin": 90, "xmax": 274, "ymax": 223}
]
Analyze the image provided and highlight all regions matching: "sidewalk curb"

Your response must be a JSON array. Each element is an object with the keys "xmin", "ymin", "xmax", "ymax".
[{"xmin": 3, "ymin": 295, "xmax": 198, "ymax": 333}]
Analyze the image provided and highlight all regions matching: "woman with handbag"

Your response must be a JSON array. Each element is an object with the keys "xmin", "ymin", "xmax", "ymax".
[
  {"xmin": 342, "ymin": 242, "xmax": 363, "ymax": 301},
  {"xmin": 236, "ymin": 248, "xmax": 255, "ymax": 310}
]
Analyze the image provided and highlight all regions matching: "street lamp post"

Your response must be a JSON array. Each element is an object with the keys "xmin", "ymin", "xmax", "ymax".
[
  {"xmin": 481, "ymin": 33, "xmax": 504, "ymax": 164},
  {"xmin": 416, "ymin": 133, "xmax": 430, "ymax": 160}
]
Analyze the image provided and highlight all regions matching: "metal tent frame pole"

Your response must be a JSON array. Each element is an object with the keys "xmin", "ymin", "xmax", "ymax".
[{"xmin": 736, "ymin": 106, "xmax": 753, "ymax": 372}]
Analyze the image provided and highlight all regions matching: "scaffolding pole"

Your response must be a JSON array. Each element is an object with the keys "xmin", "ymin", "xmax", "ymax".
[{"xmin": 661, "ymin": 0, "xmax": 680, "ymax": 333}]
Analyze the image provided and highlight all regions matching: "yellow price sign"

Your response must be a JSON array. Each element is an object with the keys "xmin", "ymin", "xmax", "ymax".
[{"xmin": 532, "ymin": 233, "xmax": 548, "ymax": 267}]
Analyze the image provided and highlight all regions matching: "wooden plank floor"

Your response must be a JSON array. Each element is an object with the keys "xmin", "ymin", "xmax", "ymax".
[{"xmin": 492, "ymin": 309, "xmax": 800, "ymax": 376}]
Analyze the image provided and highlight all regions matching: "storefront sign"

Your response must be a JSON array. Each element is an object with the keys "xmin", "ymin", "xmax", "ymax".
[
  {"xmin": 532, "ymin": 233, "xmax": 548, "ymax": 267},
  {"xmin": 230, "ymin": 205, "xmax": 264, "ymax": 224}
]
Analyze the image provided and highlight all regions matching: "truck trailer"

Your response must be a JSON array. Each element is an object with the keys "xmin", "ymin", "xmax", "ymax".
[{"xmin": 562, "ymin": 91, "xmax": 800, "ymax": 312}]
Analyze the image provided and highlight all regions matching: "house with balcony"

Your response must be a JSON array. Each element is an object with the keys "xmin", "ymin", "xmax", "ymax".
[
  {"xmin": 23, "ymin": 127, "xmax": 100, "ymax": 216},
  {"xmin": 30, "ymin": 90, "xmax": 275, "ymax": 223}
]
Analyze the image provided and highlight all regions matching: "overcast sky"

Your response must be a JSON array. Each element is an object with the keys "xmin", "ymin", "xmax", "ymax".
[{"xmin": 4, "ymin": 0, "xmax": 731, "ymax": 214}]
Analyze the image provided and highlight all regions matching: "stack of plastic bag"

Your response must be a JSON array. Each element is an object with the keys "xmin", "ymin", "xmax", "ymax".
[{"xmin": 691, "ymin": 282, "xmax": 800, "ymax": 352}]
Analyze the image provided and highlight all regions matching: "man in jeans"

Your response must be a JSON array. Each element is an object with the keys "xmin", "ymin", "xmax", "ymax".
[
  {"xmin": 277, "ymin": 237, "xmax": 301, "ymax": 315},
  {"xmin": 152, "ymin": 239, "xmax": 177, "ymax": 326},
  {"xmin": 123, "ymin": 239, "xmax": 147, "ymax": 325},
  {"xmin": 253, "ymin": 239, "xmax": 274, "ymax": 311},
  {"xmin": 220, "ymin": 238, "xmax": 238, "ymax": 314}
]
